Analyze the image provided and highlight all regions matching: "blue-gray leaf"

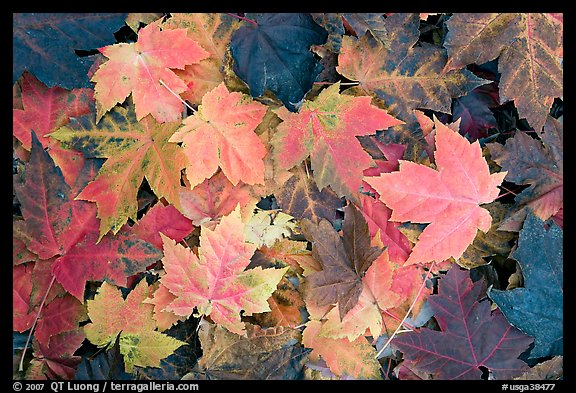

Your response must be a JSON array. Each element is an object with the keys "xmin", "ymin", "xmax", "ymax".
[
  {"xmin": 488, "ymin": 211, "xmax": 563, "ymax": 359},
  {"xmin": 230, "ymin": 13, "xmax": 327, "ymax": 112}
]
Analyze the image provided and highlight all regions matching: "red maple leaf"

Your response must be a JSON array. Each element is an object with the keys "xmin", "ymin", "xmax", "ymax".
[
  {"xmin": 393, "ymin": 266, "xmax": 533, "ymax": 380},
  {"xmin": 92, "ymin": 21, "xmax": 209, "ymax": 123},
  {"xmin": 365, "ymin": 118, "xmax": 506, "ymax": 264},
  {"xmin": 272, "ymin": 82, "xmax": 402, "ymax": 201}
]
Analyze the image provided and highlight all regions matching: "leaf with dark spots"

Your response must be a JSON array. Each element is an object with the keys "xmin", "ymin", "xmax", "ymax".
[
  {"xmin": 393, "ymin": 266, "xmax": 533, "ymax": 380},
  {"xmin": 52, "ymin": 228, "xmax": 163, "ymax": 300},
  {"xmin": 50, "ymin": 101, "xmax": 187, "ymax": 239},
  {"xmin": 487, "ymin": 116, "xmax": 563, "ymax": 231},
  {"xmin": 489, "ymin": 212, "xmax": 563, "ymax": 359},
  {"xmin": 13, "ymin": 132, "xmax": 74, "ymax": 260},
  {"xmin": 275, "ymin": 163, "xmax": 343, "ymax": 225},
  {"xmin": 452, "ymin": 83, "xmax": 499, "ymax": 141},
  {"xmin": 13, "ymin": 13, "xmax": 128, "ymax": 89},
  {"xmin": 337, "ymin": 20, "xmax": 488, "ymax": 123},
  {"xmin": 445, "ymin": 13, "xmax": 562, "ymax": 131},
  {"xmin": 457, "ymin": 202, "xmax": 515, "ymax": 269},
  {"xmin": 230, "ymin": 13, "xmax": 328, "ymax": 112},
  {"xmin": 134, "ymin": 317, "xmax": 201, "ymax": 380},
  {"xmin": 303, "ymin": 203, "xmax": 382, "ymax": 320},
  {"xmin": 183, "ymin": 323, "xmax": 305, "ymax": 380},
  {"xmin": 311, "ymin": 13, "xmax": 345, "ymax": 52},
  {"xmin": 13, "ymin": 72, "xmax": 93, "ymax": 186}
]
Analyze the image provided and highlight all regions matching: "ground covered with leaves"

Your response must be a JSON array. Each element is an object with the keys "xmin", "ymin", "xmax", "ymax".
[{"xmin": 13, "ymin": 13, "xmax": 563, "ymax": 381}]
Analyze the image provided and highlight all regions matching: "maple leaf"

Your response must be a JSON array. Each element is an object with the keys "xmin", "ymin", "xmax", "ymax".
[
  {"xmin": 185, "ymin": 322, "xmax": 306, "ymax": 380},
  {"xmin": 489, "ymin": 212, "xmax": 563, "ymax": 359},
  {"xmin": 275, "ymin": 162, "xmax": 343, "ymax": 225},
  {"xmin": 158, "ymin": 207, "xmax": 289, "ymax": 335},
  {"xmin": 318, "ymin": 249, "xmax": 402, "ymax": 341},
  {"xmin": 145, "ymin": 283, "xmax": 185, "ymax": 332},
  {"xmin": 364, "ymin": 117, "xmax": 506, "ymax": 264},
  {"xmin": 161, "ymin": 13, "xmax": 241, "ymax": 104},
  {"xmin": 14, "ymin": 132, "xmax": 162, "ymax": 300},
  {"xmin": 452, "ymin": 83, "xmax": 499, "ymax": 141},
  {"xmin": 244, "ymin": 209, "xmax": 297, "ymax": 248},
  {"xmin": 515, "ymin": 356, "xmax": 563, "ymax": 380},
  {"xmin": 360, "ymin": 137, "xmax": 405, "ymax": 196},
  {"xmin": 25, "ymin": 329, "xmax": 86, "ymax": 380},
  {"xmin": 302, "ymin": 320, "xmax": 381, "ymax": 379},
  {"xmin": 84, "ymin": 280, "xmax": 186, "ymax": 373},
  {"xmin": 272, "ymin": 82, "xmax": 402, "ymax": 201},
  {"xmin": 487, "ymin": 116, "xmax": 563, "ymax": 231},
  {"xmin": 337, "ymin": 13, "xmax": 487, "ymax": 123},
  {"xmin": 169, "ymin": 82, "xmax": 268, "ymax": 188},
  {"xmin": 393, "ymin": 266, "xmax": 533, "ymax": 380},
  {"xmin": 444, "ymin": 13, "xmax": 562, "ymax": 130},
  {"xmin": 74, "ymin": 336, "xmax": 132, "ymax": 380},
  {"xmin": 13, "ymin": 72, "xmax": 93, "ymax": 186},
  {"xmin": 252, "ymin": 276, "xmax": 306, "ymax": 328},
  {"xmin": 177, "ymin": 170, "xmax": 257, "ymax": 227},
  {"xmin": 457, "ymin": 202, "xmax": 515, "ymax": 269},
  {"xmin": 91, "ymin": 21, "xmax": 209, "ymax": 123},
  {"xmin": 50, "ymin": 103, "xmax": 187, "ymax": 239},
  {"xmin": 230, "ymin": 13, "xmax": 328, "ymax": 112},
  {"xmin": 252, "ymin": 238, "xmax": 319, "ymax": 276},
  {"xmin": 132, "ymin": 203, "xmax": 194, "ymax": 250},
  {"xmin": 13, "ymin": 13, "xmax": 127, "ymax": 89},
  {"xmin": 303, "ymin": 203, "xmax": 382, "ymax": 319},
  {"xmin": 134, "ymin": 318, "xmax": 202, "ymax": 380}
]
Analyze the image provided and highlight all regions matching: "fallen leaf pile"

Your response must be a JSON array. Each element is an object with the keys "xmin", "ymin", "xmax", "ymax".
[{"xmin": 13, "ymin": 12, "xmax": 563, "ymax": 381}]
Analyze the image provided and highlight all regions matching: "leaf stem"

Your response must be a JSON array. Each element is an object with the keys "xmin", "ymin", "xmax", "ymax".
[
  {"xmin": 158, "ymin": 79, "xmax": 196, "ymax": 113},
  {"xmin": 314, "ymin": 81, "xmax": 359, "ymax": 86},
  {"xmin": 225, "ymin": 13, "xmax": 258, "ymax": 27},
  {"xmin": 375, "ymin": 262, "xmax": 435, "ymax": 359},
  {"xmin": 19, "ymin": 275, "xmax": 56, "ymax": 372},
  {"xmin": 383, "ymin": 309, "xmax": 415, "ymax": 331}
]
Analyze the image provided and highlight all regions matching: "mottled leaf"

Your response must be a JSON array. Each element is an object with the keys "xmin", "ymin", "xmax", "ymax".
[
  {"xmin": 158, "ymin": 207, "xmax": 288, "ymax": 335},
  {"xmin": 488, "ymin": 212, "xmax": 563, "ymax": 359},
  {"xmin": 302, "ymin": 320, "xmax": 381, "ymax": 379},
  {"xmin": 272, "ymin": 82, "xmax": 402, "ymax": 201},
  {"xmin": 487, "ymin": 116, "xmax": 563, "ymax": 231},
  {"xmin": 161, "ymin": 13, "xmax": 240, "ymax": 104},
  {"xmin": 337, "ymin": 24, "xmax": 487, "ymax": 122},
  {"xmin": 515, "ymin": 356, "xmax": 563, "ymax": 380},
  {"xmin": 50, "ymin": 103, "xmax": 187, "ymax": 239},
  {"xmin": 184, "ymin": 322, "xmax": 305, "ymax": 380},
  {"xmin": 275, "ymin": 163, "xmax": 343, "ymax": 225},
  {"xmin": 303, "ymin": 203, "xmax": 382, "ymax": 319},
  {"xmin": 445, "ymin": 13, "xmax": 562, "ymax": 130},
  {"xmin": 12, "ymin": 72, "xmax": 93, "ymax": 186},
  {"xmin": 84, "ymin": 280, "xmax": 186, "ymax": 373}
]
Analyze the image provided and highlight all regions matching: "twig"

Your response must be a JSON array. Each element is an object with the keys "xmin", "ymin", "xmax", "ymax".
[
  {"xmin": 375, "ymin": 262, "xmax": 435, "ymax": 359},
  {"xmin": 225, "ymin": 13, "xmax": 258, "ymax": 27},
  {"xmin": 19, "ymin": 276, "xmax": 56, "ymax": 371},
  {"xmin": 314, "ymin": 81, "xmax": 359, "ymax": 86},
  {"xmin": 159, "ymin": 79, "xmax": 196, "ymax": 113}
]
